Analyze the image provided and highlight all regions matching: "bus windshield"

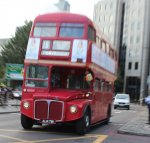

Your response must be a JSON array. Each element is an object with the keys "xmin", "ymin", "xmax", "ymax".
[
  {"xmin": 59, "ymin": 23, "xmax": 84, "ymax": 38},
  {"xmin": 25, "ymin": 65, "xmax": 49, "ymax": 88}
]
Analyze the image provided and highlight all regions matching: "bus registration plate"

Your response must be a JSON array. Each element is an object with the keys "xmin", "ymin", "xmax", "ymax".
[{"xmin": 42, "ymin": 120, "xmax": 55, "ymax": 124}]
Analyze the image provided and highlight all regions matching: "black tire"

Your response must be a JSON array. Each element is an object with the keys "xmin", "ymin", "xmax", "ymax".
[
  {"xmin": 127, "ymin": 105, "xmax": 130, "ymax": 110},
  {"xmin": 114, "ymin": 105, "xmax": 117, "ymax": 109},
  {"xmin": 21, "ymin": 114, "xmax": 34, "ymax": 129},
  {"xmin": 75, "ymin": 110, "xmax": 91, "ymax": 135}
]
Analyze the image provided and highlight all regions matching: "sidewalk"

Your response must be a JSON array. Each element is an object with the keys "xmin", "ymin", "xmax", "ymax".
[
  {"xmin": 118, "ymin": 105, "xmax": 150, "ymax": 137},
  {"xmin": 0, "ymin": 99, "xmax": 20, "ymax": 114}
]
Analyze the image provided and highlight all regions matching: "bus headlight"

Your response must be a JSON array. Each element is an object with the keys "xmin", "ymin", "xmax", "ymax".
[
  {"xmin": 70, "ymin": 105, "xmax": 77, "ymax": 114},
  {"xmin": 23, "ymin": 101, "xmax": 30, "ymax": 109}
]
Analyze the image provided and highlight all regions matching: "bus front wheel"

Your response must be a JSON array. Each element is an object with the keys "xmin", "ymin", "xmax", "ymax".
[
  {"xmin": 75, "ymin": 110, "xmax": 91, "ymax": 135},
  {"xmin": 21, "ymin": 114, "xmax": 34, "ymax": 129}
]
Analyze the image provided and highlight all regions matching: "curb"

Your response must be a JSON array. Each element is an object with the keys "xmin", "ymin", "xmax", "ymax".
[
  {"xmin": 0, "ymin": 104, "xmax": 20, "ymax": 114},
  {"xmin": 117, "ymin": 129, "xmax": 150, "ymax": 137},
  {"xmin": 0, "ymin": 111, "xmax": 20, "ymax": 114}
]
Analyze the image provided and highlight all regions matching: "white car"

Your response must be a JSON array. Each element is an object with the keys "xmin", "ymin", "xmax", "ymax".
[
  {"xmin": 12, "ymin": 86, "xmax": 22, "ymax": 100},
  {"xmin": 113, "ymin": 93, "xmax": 130, "ymax": 110}
]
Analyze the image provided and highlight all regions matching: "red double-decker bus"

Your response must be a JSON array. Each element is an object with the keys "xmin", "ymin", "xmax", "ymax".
[{"xmin": 21, "ymin": 13, "xmax": 118, "ymax": 135}]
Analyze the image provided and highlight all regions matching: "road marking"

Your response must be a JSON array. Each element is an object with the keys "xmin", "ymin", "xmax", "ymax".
[
  {"xmin": 0, "ymin": 134, "xmax": 28, "ymax": 142},
  {"xmin": 0, "ymin": 129, "xmax": 108, "ymax": 143},
  {"xmin": 114, "ymin": 111, "xmax": 122, "ymax": 113},
  {"xmin": 113, "ymin": 110, "xmax": 136, "ymax": 114},
  {"xmin": 13, "ymin": 135, "xmax": 107, "ymax": 143},
  {"xmin": 0, "ymin": 129, "xmax": 44, "ymax": 133},
  {"xmin": 0, "ymin": 128, "xmax": 82, "ymax": 135},
  {"xmin": 92, "ymin": 135, "xmax": 108, "ymax": 143}
]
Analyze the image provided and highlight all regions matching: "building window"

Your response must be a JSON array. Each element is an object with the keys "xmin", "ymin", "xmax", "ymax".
[
  {"xmin": 110, "ymin": 2, "xmax": 113, "ymax": 9},
  {"xmin": 128, "ymin": 62, "xmax": 132, "ymax": 70},
  {"xmin": 136, "ymin": 36, "xmax": 140, "ymax": 43},
  {"xmin": 99, "ymin": 4, "xmax": 101, "ymax": 10},
  {"xmin": 108, "ymin": 26, "xmax": 112, "ymax": 33},
  {"xmin": 104, "ymin": 27, "xmax": 108, "ymax": 35},
  {"xmin": 105, "ymin": 4, "xmax": 107, "ymax": 10},
  {"xmin": 131, "ymin": 10, "xmax": 135, "ymax": 17},
  {"xmin": 131, "ymin": 22, "xmax": 135, "ymax": 31},
  {"xmin": 135, "ymin": 62, "xmax": 138, "ymax": 70},
  {"xmin": 109, "ymin": 15, "xmax": 113, "ymax": 22},
  {"xmin": 130, "ymin": 36, "xmax": 133, "ymax": 44},
  {"xmin": 137, "ymin": 22, "xmax": 140, "ymax": 30},
  {"xmin": 103, "ymin": 15, "xmax": 106, "ymax": 22}
]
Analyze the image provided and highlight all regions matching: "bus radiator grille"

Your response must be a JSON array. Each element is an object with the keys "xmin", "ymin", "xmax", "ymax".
[
  {"xmin": 34, "ymin": 100, "xmax": 63, "ymax": 121},
  {"xmin": 35, "ymin": 101, "xmax": 48, "ymax": 119}
]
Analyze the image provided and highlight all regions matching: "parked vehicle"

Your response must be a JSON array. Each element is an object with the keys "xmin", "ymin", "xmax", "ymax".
[
  {"xmin": 12, "ymin": 86, "xmax": 22, "ymax": 100},
  {"xmin": 113, "ymin": 93, "xmax": 130, "ymax": 110}
]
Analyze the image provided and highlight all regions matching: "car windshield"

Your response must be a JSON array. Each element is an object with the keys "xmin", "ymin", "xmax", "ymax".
[{"xmin": 116, "ymin": 94, "xmax": 129, "ymax": 99}]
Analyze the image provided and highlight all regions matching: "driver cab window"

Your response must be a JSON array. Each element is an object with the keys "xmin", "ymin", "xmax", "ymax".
[
  {"xmin": 50, "ymin": 67, "xmax": 92, "ymax": 90},
  {"xmin": 51, "ymin": 68, "xmax": 61, "ymax": 88}
]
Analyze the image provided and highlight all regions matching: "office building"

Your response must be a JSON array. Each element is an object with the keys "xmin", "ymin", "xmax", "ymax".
[
  {"xmin": 93, "ymin": 0, "xmax": 123, "ymax": 52},
  {"xmin": 94, "ymin": 0, "xmax": 150, "ymax": 102},
  {"xmin": 123, "ymin": 0, "xmax": 150, "ymax": 102}
]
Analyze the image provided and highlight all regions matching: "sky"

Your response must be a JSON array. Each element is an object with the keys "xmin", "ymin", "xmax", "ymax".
[{"xmin": 0, "ymin": 0, "xmax": 100, "ymax": 39}]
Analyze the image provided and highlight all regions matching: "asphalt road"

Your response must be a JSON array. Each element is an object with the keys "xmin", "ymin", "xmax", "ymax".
[{"xmin": 0, "ymin": 104, "xmax": 150, "ymax": 143}]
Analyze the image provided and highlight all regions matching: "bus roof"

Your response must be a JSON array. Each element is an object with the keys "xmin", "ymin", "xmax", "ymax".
[{"xmin": 34, "ymin": 12, "xmax": 93, "ymax": 26}]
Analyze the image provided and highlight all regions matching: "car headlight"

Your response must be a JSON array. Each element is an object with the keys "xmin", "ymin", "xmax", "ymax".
[
  {"xmin": 23, "ymin": 101, "xmax": 30, "ymax": 109},
  {"xmin": 70, "ymin": 105, "xmax": 77, "ymax": 114}
]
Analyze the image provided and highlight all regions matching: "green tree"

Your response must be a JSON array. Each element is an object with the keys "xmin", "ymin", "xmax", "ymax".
[
  {"xmin": 0, "ymin": 21, "xmax": 32, "ymax": 78},
  {"xmin": 0, "ymin": 20, "xmax": 32, "ymax": 64},
  {"xmin": 114, "ymin": 68, "xmax": 124, "ymax": 93},
  {"xmin": 0, "ymin": 56, "xmax": 5, "ymax": 79}
]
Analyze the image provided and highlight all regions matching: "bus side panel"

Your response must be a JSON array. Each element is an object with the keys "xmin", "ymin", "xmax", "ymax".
[{"xmin": 101, "ymin": 92, "xmax": 113, "ymax": 119}]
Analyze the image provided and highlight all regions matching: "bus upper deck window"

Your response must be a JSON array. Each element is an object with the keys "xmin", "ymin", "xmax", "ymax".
[
  {"xmin": 33, "ymin": 23, "xmax": 57, "ymax": 37},
  {"xmin": 59, "ymin": 23, "xmax": 84, "ymax": 38},
  {"xmin": 88, "ymin": 26, "xmax": 95, "ymax": 42}
]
